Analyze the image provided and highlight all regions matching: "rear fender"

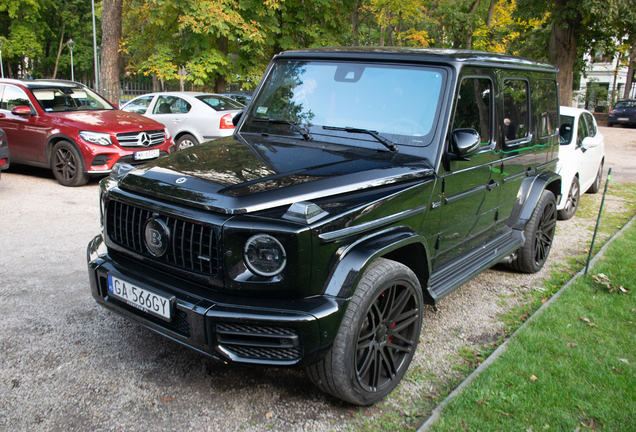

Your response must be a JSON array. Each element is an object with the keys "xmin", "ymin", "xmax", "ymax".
[{"xmin": 510, "ymin": 172, "xmax": 561, "ymax": 231}]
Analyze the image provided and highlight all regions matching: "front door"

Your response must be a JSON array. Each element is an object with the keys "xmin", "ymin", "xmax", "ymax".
[{"xmin": 432, "ymin": 72, "xmax": 500, "ymax": 268}]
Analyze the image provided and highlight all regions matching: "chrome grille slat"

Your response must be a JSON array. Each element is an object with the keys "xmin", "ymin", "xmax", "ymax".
[
  {"xmin": 116, "ymin": 130, "xmax": 165, "ymax": 147},
  {"xmin": 106, "ymin": 200, "xmax": 218, "ymax": 276}
]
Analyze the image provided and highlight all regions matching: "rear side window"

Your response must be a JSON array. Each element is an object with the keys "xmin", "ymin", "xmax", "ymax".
[
  {"xmin": 503, "ymin": 79, "xmax": 529, "ymax": 144},
  {"xmin": 583, "ymin": 112, "xmax": 597, "ymax": 137},
  {"xmin": 577, "ymin": 114, "xmax": 589, "ymax": 145},
  {"xmin": 1, "ymin": 86, "xmax": 32, "ymax": 111},
  {"xmin": 452, "ymin": 77, "xmax": 492, "ymax": 146},
  {"xmin": 535, "ymin": 79, "xmax": 558, "ymax": 137}
]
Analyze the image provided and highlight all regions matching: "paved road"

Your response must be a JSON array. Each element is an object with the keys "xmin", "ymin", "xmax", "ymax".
[{"xmin": 1, "ymin": 125, "xmax": 635, "ymax": 431}]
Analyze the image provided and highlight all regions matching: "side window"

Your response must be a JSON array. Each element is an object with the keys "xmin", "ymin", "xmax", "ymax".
[
  {"xmin": 122, "ymin": 95, "xmax": 154, "ymax": 114},
  {"xmin": 503, "ymin": 79, "xmax": 529, "ymax": 144},
  {"xmin": 577, "ymin": 114, "xmax": 589, "ymax": 146},
  {"xmin": 452, "ymin": 77, "xmax": 492, "ymax": 145},
  {"xmin": 535, "ymin": 79, "xmax": 558, "ymax": 138},
  {"xmin": 1, "ymin": 86, "xmax": 32, "ymax": 111},
  {"xmin": 172, "ymin": 97, "xmax": 191, "ymax": 113},
  {"xmin": 583, "ymin": 112, "xmax": 596, "ymax": 137},
  {"xmin": 153, "ymin": 96, "xmax": 174, "ymax": 114},
  {"xmin": 153, "ymin": 96, "xmax": 191, "ymax": 114}
]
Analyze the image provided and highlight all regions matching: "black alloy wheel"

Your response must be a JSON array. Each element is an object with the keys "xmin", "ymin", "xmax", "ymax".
[
  {"xmin": 52, "ymin": 141, "xmax": 90, "ymax": 187},
  {"xmin": 557, "ymin": 176, "xmax": 579, "ymax": 220},
  {"xmin": 508, "ymin": 190, "xmax": 557, "ymax": 273},
  {"xmin": 306, "ymin": 258, "xmax": 423, "ymax": 405}
]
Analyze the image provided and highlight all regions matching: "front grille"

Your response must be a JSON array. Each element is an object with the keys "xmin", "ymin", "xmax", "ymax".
[
  {"xmin": 217, "ymin": 323, "xmax": 303, "ymax": 362},
  {"xmin": 116, "ymin": 130, "xmax": 165, "ymax": 147},
  {"xmin": 98, "ymin": 276, "xmax": 191, "ymax": 337},
  {"xmin": 106, "ymin": 200, "xmax": 219, "ymax": 275}
]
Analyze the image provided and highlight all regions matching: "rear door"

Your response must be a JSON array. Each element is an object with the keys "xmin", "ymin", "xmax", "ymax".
[{"xmin": 147, "ymin": 95, "xmax": 192, "ymax": 137}]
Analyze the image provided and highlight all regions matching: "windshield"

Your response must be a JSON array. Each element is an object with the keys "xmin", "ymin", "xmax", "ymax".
[
  {"xmin": 196, "ymin": 95, "xmax": 244, "ymax": 111},
  {"xmin": 559, "ymin": 115, "xmax": 574, "ymax": 145},
  {"xmin": 241, "ymin": 60, "xmax": 446, "ymax": 149},
  {"xmin": 32, "ymin": 87, "xmax": 114, "ymax": 112}
]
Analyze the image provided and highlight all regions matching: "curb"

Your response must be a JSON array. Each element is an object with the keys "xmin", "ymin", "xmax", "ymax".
[{"xmin": 417, "ymin": 213, "xmax": 636, "ymax": 432}]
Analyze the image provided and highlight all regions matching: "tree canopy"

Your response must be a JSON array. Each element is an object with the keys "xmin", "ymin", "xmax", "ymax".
[{"xmin": 0, "ymin": 0, "xmax": 634, "ymax": 100}]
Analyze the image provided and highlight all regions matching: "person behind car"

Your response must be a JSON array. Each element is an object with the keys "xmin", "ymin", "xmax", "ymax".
[{"xmin": 504, "ymin": 118, "xmax": 516, "ymax": 141}]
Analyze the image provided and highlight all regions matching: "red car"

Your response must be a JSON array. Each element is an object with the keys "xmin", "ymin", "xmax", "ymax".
[{"xmin": 0, "ymin": 79, "xmax": 175, "ymax": 186}]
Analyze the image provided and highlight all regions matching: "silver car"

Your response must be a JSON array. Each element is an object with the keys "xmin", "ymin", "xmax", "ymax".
[{"xmin": 121, "ymin": 92, "xmax": 244, "ymax": 150}]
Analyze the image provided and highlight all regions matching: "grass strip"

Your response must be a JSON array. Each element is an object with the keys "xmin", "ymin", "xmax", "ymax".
[{"xmin": 427, "ymin": 218, "xmax": 636, "ymax": 431}]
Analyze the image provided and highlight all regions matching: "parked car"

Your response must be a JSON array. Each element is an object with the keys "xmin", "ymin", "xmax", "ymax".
[
  {"xmin": 121, "ymin": 92, "xmax": 244, "ymax": 150},
  {"xmin": 607, "ymin": 99, "xmax": 636, "ymax": 127},
  {"xmin": 0, "ymin": 126, "xmax": 8, "ymax": 181},
  {"xmin": 557, "ymin": 107, "xmax": 605, "ymax": 220},
  {"xmin": 217, "ymin": 91, "xmax": 252, "ymax": 106},
  {"xmin": 88, "ymin": 48, "xmax": 561, "ymax": 405},
  {"xmin": 0, "ymin": 79, "xmax": 175, "ymax": 186}
]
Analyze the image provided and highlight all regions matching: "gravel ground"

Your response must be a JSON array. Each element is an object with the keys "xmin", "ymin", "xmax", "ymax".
[{"xmin": 1, "ymin": 126, "xmax": 635, "ymax": 431}]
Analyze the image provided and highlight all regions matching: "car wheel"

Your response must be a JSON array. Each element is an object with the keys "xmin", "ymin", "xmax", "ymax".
[
  {"xmin": 306, "ymin": 258, "xmax": 423, "ymax": 405},
  {"xmin": 176, "ymin": 134, "xmax": 198, "ymax": 151},
  {"xmin": 586, "ymin": 161, "xmax": 603, "ymax": 194},
  {"xmin": 52, "ymin": 141, "xmax": 90, "ymax": 187},
  {"xmin": 557, "ymin": 176, "xmax": 580, "ymax": 220},
  {"xmin": 508, "ymin": 190, "xmax": 557, "ymax": 273}
]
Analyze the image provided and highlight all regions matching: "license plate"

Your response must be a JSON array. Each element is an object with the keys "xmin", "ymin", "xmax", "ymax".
[
  {"xmin": 618, "ymin": 117, "xmax": 629, "ymax": 121},
  {"xmin": 134, "ymin": 149, "xmax": 160, "ymax": 160},
  {"xmin": 107, "ymin": 275, "xmax": 173, "ymax": 320}
]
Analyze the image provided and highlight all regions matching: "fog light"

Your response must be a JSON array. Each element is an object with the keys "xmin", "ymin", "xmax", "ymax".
[{"xmin": 244, "ymin": 234, "xmax": 287, "ymax": 277}]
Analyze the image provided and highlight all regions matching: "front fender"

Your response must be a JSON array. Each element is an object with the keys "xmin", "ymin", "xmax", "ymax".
[
  {"xmin": 322, "ymin": 227, "xmax": 430, "ymax": 299},
  {"xmin": 511, "ymin": 172, "xmax": 561, "ymax": 231}
]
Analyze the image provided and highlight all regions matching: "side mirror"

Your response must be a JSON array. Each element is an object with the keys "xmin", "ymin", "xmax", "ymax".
[
  {"xmin": 11, "ymin": 105, "xmax": 33, "ymax": 116},
  {"xmin": 451, "ymin": 128, "xmax": 481, "ymax": 160},
  {"xmin": 232, "ymin": 110, "xmax": 243, "ymax": 127},
  {"xmin": 581, "ymin": 136, "xmax": 599, "ymax": 149}
]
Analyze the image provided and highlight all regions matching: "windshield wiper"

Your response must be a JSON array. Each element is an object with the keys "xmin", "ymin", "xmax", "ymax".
[
  {"xmin": 252, "ymin": 118, "xmax": 312, "ymax": 141},
  {"xmin": 322, "ymin": 126, "xmax": 398, "ymax": 152}
]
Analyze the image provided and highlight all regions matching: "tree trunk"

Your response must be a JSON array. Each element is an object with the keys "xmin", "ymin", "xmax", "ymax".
[
  {"xmin": 624, "ymin": 36, "xmax": 636, "ymax": 99},
  {"xmin": 52, "ymin": 22, "xmax": 66, "ymax": 79},
  {"xmin": 101, "ymin": 0, "xmax": 123, "ymax": 104},
  {"xmin": 548, "ymin": 0, "xmax": 581, "ymax": 106},
  {"xmin": 351, "ymin": 2, "xmax": 360, "ymax": 46},
  {"xmin": 215, "ymin": 35, "xmax": 228, "ymax": 93},
  {"xmin": 486, "ymin": 0, "xmax": 496, "ymax": 28}
]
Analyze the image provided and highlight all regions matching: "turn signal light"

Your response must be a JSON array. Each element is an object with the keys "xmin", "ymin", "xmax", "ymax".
[{"xmin": 220, "ymin": 113, "xmax": 236, "ymax": 129}]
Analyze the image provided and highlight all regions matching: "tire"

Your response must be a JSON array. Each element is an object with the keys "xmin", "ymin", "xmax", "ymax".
[
  {"xmin": 557, "ymin": 176, "xmax": 580, "ymax": 220},
  {"xmin": 508, "ymin": 190, "xmax": 557, "ymax": 273},
  {"xmin": 176, "ymin": 134, "xmax": 198, "ymax": 151},
  {"xmin": 51, "ymin": 141, "xmax": 90, "ymax": 187},
  {"xmin": 306, "ymin": 258, "xmax": 423, "ymax": 405},
  {"xmin": 586, "ymin": 161, "xmax": 603, "ymax": 194}
]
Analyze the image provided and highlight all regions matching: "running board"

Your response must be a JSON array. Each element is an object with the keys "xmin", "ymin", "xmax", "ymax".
[{"xmin": 428, "ymin": 229, "xmax": 525, "ymax": 303}]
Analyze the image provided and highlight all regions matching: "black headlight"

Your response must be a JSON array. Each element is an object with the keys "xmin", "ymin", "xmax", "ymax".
[{"xmin": 243, "ymin": 234, "xmax": 287, "ymax": 277}]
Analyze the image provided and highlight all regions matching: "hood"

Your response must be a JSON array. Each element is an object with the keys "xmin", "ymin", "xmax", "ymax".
[
  {"xmin": 118, "ymin": 135, "xmax": 435, "ymax": 214},
  {"xmin": 48, "ymin": 109, "xmax": 165, "ymax": 133}
]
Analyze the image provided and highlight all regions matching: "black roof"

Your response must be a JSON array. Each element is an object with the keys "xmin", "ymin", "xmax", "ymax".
[{"xmin": 276, "ymin": 47, "xmax": 557, "ymax": 72}]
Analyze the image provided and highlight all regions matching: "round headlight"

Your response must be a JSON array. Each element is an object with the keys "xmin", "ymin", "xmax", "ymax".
[{"xmin": 244, "ymin": 234, "xmax": 287, "ymax": 277}]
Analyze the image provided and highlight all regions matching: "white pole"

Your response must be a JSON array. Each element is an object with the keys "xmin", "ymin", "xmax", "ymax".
[{"xmin": 91, "ymin": 0, "xmax": 99, "ymax": 91}]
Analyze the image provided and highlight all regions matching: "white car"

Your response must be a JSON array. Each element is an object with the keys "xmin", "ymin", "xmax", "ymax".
[
  {"xmin": 121, "ymin": 92, "xmax": 244, "ymax": 150},
  {"xmin": 557, "ymin": 106, "xmax": 605, "ymax": 220}
]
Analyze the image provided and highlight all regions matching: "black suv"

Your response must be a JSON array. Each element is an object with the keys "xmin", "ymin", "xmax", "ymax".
[{"xmin": 88, "ymin": 48, "xmax": 561, "ymax": 405}]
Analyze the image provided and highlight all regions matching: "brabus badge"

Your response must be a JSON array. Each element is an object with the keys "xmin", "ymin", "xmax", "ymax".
[
  {"xmin": 175, "ymin": 177, "xmax": 187, "ymax": 184},
  {"xmin": 144, "ymin": 218, "xmax": 170, "ymax": 257}
]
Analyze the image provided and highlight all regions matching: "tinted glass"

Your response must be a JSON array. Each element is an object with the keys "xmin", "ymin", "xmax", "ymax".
[
  {"xmin": 2, "ymin": 86, "xmax": 32, "ymax": 111},
  {"xmin": 243, "ymin": 60, "xmax": 446, "ymax": 148},
  {"xmin": 559, "ymin": 115, "xmax": 574, "ymax": 145},
  {"xmin": 577, "ymin": 114, "xmax": 588, "ymax": 145},
  {"xmin": 122, "ymin": 95, "xmax": 154, "ymax": 114},
  {"xmin": 614, "ymin": 101, "xmax": 636, "ymax": 109},
  {"xmin": 452, "ymin": 78, "xmax": 492, "ymax": 145},
  {"xmin": 196, "ymin": 95, "xmax": 244, "ymax": 111},
  {"xmin": 535, "ymin": 79, "xmax": 558, "ymax": 137},
  {"xmin": 503, "ymin": 79, "xmax": 529, "ymax": 143},
  {"xmin": 31, "ymin": 86, "xmax": 113, "ymax": 112},
  {"xmin": 153, "ymin": 96, "xmax": 192, "ymax": 114}
]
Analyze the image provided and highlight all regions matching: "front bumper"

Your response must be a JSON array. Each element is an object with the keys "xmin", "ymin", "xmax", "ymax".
[{"xmin": 87, "ymin": 234, "xmax": 344, "ymax": 367}]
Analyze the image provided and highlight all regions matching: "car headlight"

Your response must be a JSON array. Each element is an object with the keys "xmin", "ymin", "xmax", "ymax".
[
  {"xmin": 243, "ymin": 234, "xmax": 287, "ymax": 277},
  {"xmin": 79, "ymin": 131, "xmax": 112, "ymax": 146}
]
